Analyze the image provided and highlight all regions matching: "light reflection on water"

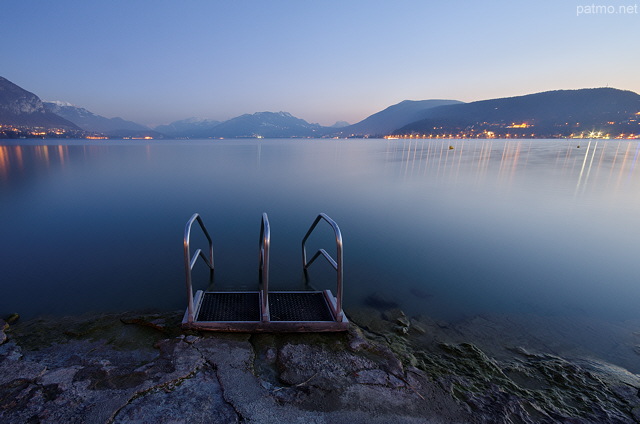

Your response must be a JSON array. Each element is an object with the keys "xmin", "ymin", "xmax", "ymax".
[{"xmin": 1, "ymin": 138, "xmax": 640, "ymax": 329}]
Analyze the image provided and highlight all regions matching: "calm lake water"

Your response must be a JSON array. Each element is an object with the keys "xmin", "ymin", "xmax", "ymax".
[{"xmin": 2, "ymin": 138, "xmax": 640, "ymax": 330}]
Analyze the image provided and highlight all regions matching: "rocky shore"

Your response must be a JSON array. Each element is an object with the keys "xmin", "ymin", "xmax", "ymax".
[{"xmin": 2, "ymin": 307, "xmax": 640, "ymax": 423}]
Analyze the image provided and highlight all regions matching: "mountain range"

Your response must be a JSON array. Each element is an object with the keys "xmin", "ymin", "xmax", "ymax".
[
  {"xmin": 202, "ymin": 111, "xmax": 329, "ymax": 138},
  {"xmin": 43, "ymin": 101, "xmax": 159, "ymax": 138},
  {"xmin": 1, "ymin": 75, "xmax": 639, "ymax": 139},
  {"xmin": 338, "ymin": 99, "xmax": 463, "ymax": 136},
  {"xmin": 0, "ymin": 77, "xmax": 79, "ymax": 130},
  {"xmin": 154, "ymin": 117, "xmax": 221, "ymax": 138},
  {"xmin": 397, "ymin": 88, "xmax": 640, "ymax": 138}
]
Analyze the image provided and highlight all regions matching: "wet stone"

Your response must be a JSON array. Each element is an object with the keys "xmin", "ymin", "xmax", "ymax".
[
  {"xmin": 409, "ymin": 320, "xmax": 426, "ymax": 335},
  {"xmin": 277, "ymin": 342, "xmax": 378, "ymax": 390},
  {"xmin": 382, "ymin": 308, "xmax": 410, "ymax": 327},
  {"xmin": 5, "ymin": 313, "xmax": 19, "ymax": 325},
  {"xmin": 355, "ymin": 369, "xmax": 405, "ymax": 388},
  {"xmin": 0, "ymin": 321, "xmax": 6, "ymax": 345},
  {"xmin": 114, "ymin": 366, "xmax": 239, "ymax": 424},
  {"xmin": 2, "ymin": 309, "xmax": 639, "ymax": 424},
  {"xmin": 264, "ymin": 347, "xmax": 277, "ymax": 362},
  {"xmin": 394, "ymin": 325, "xmax": 409, "ymax": 335},
  {"xmin": 347, "ymin": 327, "xmax": 370, "ymax": 352},
  {"xmin": 184, "ymin": 335, "xmax": 199, "ymax": 344}
]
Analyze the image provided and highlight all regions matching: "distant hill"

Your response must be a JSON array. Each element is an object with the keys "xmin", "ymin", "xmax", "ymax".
[
  {"xmin": 154, "ymin": 117, "xmax": 222, "ymax": 138},
  {"xmin": 154, "ymin": 113, "xmax": 334, "ymax": 138},
  {"xmin": 44, "ymin": 101, "xmax": 150, "ymax": 136},
  {"xmin": 0, "ymin": 77, "xmax": 80, "ymax": 129},
  {"xmin": 329, "ymin": 120, "xmax": 350, "ymax": 128},
  {"xmin": 396, "ymin": 88, "xmax": 640, "ymax": 137},
  {"xmin": 4, "ymin": 75, "xmax": 639, "ymax": 140},
  {"xmin": 205, "ymin": 111, "xmax": 330, "ymax": 138},
  {"xmin": 338, "ymin": 99, "xmax": 463, "ymax": 136}
]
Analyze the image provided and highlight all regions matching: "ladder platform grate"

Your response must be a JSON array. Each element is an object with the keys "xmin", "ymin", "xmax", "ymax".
[
  {"xmin": 197, "ymin": 292, "xmax": 260, "ymax": 322},
  {"xmin": 269, "ymin": 292, "xmax": 334, "ymax": 322},
  {"xmin": 183, "ymin": 212, "xmax": 348, "ymax": 331}
]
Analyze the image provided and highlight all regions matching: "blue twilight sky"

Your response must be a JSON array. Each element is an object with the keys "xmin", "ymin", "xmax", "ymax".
[{"xmin": 2, "ymin": 0, "xmax": 639, "ymax": 127}]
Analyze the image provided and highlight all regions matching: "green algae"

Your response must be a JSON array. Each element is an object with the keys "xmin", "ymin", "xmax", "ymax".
[
  {"xmin": 8, "ymin": 310, "xmax": 184, "ymax": 352},
  {"xmin": 348, "ymin": 305, "xmax": 640, "ymax": 423}
]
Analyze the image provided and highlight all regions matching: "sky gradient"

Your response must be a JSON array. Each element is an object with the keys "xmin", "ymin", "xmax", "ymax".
[{"xmin": 2, "ymin": 0, "xmax": 639, "ymax": 127}]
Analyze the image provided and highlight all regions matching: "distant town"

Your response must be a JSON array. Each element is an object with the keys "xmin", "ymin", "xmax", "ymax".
[
  {"xmin": 384, "ymin": 115, "xmax": 640, "ymax": 140},
  {"xmin": 1, "ymin": 75, "xmax": 639, "ymax": 140},
  {"xmin": 0, "ymin": 125, "xmax": 154, "ymax": 140},
  {"xmin": 2, "ymin": 122, "xmax": 638, "ymax": 141}
]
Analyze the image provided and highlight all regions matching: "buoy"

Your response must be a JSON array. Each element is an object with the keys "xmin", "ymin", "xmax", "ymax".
[{"xmin": 449, "ymin": 145, "xmax": 454, "ymax": 150}]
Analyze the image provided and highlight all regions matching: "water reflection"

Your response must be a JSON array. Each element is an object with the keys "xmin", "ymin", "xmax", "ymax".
[
  {"xmin": 383, "ymin": 139, "xmax": 640, "ymax": 200},
  {"xmin": 1, "ymin": 143, "xmax": 71, "ymax": 189},
  {"xmin": 4, "ymin": 139, "xmax": 640, "ymax": 197},
  {"xmin": 370, "ymin": 140, "xmax": 640, "ymax": 323},
  {"xmin": 2, "ymin": 138, "xmax": 640, "ymax": 327},
  {"xmin": 3, "ymin": 138, "xmax": 640, "ymax": 375}
]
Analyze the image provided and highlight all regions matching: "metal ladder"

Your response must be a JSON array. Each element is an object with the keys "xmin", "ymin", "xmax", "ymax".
[{"xmin": 182, "ymin": 212, "xmax": 349, "ymax": 332}]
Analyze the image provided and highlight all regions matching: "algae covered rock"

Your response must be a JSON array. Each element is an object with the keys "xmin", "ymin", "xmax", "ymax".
[
  {"xmin": 1, "ymin": 314, "xmax": 19, "ymax": 346},
  {"xmin": 5, "ymin": 313, "xmax": 19, "ymax": 324},
  {"xmin": 0, "ymin": 319, "xmax": 7, "ymax": 345},
  {"xmin": 348, "ymin": 307, "xmax": 640, "ymax": 424},
  {"xmin": 2, "ymin": 308, "xmax": 639, "ymax": 424}
]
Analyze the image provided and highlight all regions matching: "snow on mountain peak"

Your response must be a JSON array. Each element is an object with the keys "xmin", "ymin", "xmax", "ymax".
[{"xmin": 46, "ymin": 100, "xmax": 75, "ymax": 107}]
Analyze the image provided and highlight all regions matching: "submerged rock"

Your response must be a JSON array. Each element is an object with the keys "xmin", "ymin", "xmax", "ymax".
[
  {"xmin": 5, "ymin": 313, "xmax": 19, "ymax": 324},
  {"xmin": 383, "ymin": 308, "xmax": 411, "ymax": 327},
  {"xmin": 0, "ymin": 319, "xmax": 7, "ymax": 345},
  {"xmin": 350, "ymin": 308, "xmax": 640, "ymax": 424},
  {"xmin": 363, "ymin": 292, "xmax": 399, "ymax": 310},
  {"xmin": 0, "ymin": 314, "xmax": 19, "ymax": 346}
]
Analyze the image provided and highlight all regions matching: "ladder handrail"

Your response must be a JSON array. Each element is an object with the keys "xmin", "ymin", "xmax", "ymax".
[
  {"xmin": 301, "ymin": 213, "xmax": 344, "ymax": 321},
  {"xmin": 184, "ymin": 213, "xmax": 214, "ymax": 323},
  {"xmin": 259, "ymin": 213, "xmax": 270, "ymax": 321}
]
